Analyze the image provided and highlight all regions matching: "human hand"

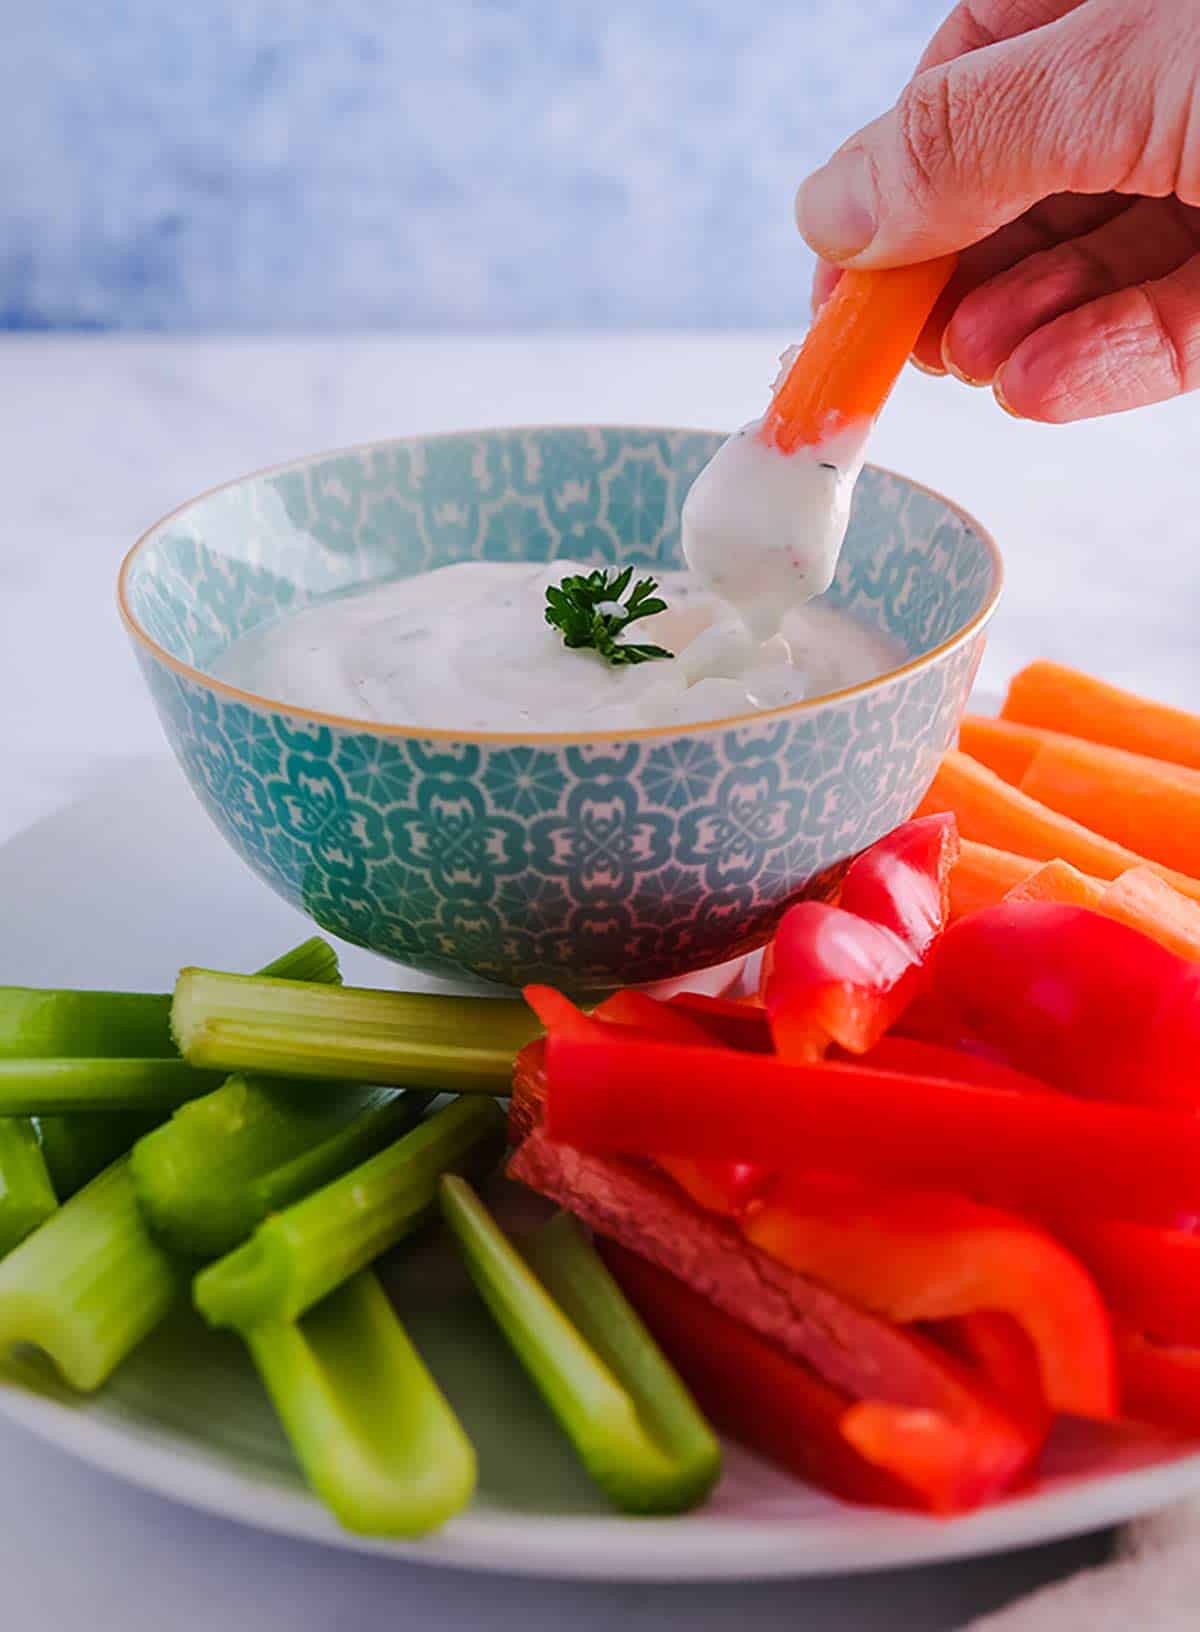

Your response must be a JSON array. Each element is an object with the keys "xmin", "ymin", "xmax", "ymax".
[{"xmin": 797, "ymin": 0, "xmax": 1200, "ymax": 422}]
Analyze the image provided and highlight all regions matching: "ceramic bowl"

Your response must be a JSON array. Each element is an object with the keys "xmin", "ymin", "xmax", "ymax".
[{"xmin": 119, "ymin": 426, "xmax": 1001, "ymax": 989}]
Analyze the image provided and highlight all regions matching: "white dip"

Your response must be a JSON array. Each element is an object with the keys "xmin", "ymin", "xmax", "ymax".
[
  {"xmin": 212, "ymin": 556, "xmax": 899, "ymax": 732},
  {"xmin": 214, "ymin": 391, "xmax": 894, "ymax": 732},
  {"xmin": 679, "ymin": 420, "xmax": 869, "ymax": 642}
]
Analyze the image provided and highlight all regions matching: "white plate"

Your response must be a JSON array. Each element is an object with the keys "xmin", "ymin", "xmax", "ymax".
[{"xmin": 0, "ymin": 752, "xmax": 1197, "ymax": 1581}]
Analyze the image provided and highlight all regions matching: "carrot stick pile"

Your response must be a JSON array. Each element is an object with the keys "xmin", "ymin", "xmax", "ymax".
[{"xmin": 923, "ymin": 663, "xmax": 1200, "ymax": 950}]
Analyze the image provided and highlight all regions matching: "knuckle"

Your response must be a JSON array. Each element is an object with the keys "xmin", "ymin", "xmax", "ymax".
[{"xmin": 896, "ymin": 75, "xmax": 966, "ymax": 197}]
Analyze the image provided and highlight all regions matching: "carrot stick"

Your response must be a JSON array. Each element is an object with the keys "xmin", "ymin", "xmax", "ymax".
[
  {"xmin": 761, "ymin": 258, "xmax": 958, "ymax": 454},
  {"xmin": 1001, "ymin": 661, "xmax": 1200, "ymax": 773},
  {"xmin": 1019, "ymin": 736, "xmax": 1200, "ymax": 876},
  {"xmin": 948, "ymin": 841, "xmax": 1036, "ymax": 920},
  {"xmin": 1004, "ymin": 860, "xmax": 1106, "ymax": 909},
  {"xmin": 1100, "ymin": 869, "xmax": 1200, "ymax": 961},
  {"xmin": 957, "ymin": 717, "xmax": 1059, "ymax": 784},
  {"xmin": 915, "ymin": 750, "xmax": 1200, "ymax": 903}
]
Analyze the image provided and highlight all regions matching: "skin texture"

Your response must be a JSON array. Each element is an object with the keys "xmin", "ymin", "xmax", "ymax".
[{"xmin": 797, "ymin": 0, "xmax": 1200, "ymax": 422}]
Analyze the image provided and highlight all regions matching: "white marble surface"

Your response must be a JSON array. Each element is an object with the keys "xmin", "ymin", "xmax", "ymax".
[{"xmin": 1, "ymin": 332, "xmax": 1197, "ymax": 1629}]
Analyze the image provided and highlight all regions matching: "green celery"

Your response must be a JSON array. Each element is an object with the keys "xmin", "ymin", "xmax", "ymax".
[
  {"xmin": 0, "ymin": 989, "xmax": 174, "ymax": 1058},
  {"xmin": 36, "ymin": 1114, "xmax": 160, "ymax": 1201},
  {"xmin": 0, "ymin": 938, "xmax": 342, "ymax": 1391},
  {"xmin": 0, "ymin": 939, "xmax": 334, "ymax": 1203},
  {"xmin": 0, "ymin": 935, "xmax": 334, "ymax": 1064},
  {"xmin": 256, "ymin": 937, "xmax": 341, "ymax": 986},
  {"xmin": 195, "ymin": 1096, "xmax": 506, "ymax": 1331},
  {"xmin": 31, "ymin": 937, "xmax": 341, "ymax": 1200},
  {"xmin": 0, "ymin": 1058, "xmax": 221, "ymax": 1114},
  {"xmin": 130, "ymin": 1084, "xmax": 430, "ymax": 1259},
  {"xmin": 0, "ymin": 1158, "xmax": 184, "ymax": 1390},
  {"xmin": 172, "ymin": 970, "xmax": 539, "ymax": 1092},
  {"xmin": 0, "ymin": 985, "xmax": 172, "ymax": 1225},
  {"xmin": 0, "ymin": 1119, "xmax": 58, "ymax": 1255},
  {"xmin": 247, "ymin": 1270, "xmax": 475, "ymax": 1535},
  {"xmin": 440, "ymin": 1181, "xmax": 721, "ymax": 1515}
]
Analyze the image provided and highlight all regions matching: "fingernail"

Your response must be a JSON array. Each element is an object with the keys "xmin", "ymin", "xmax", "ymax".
[
  {"xmin": 941, "ymin": 329, "xmax": 988, "ymax": 387},
  {"xmin": 993, "ymin": 369, "xmax": 1024, "ymax": 419},
  {"xmin": 909, "ymin": 355, "xmax": 946, "ymax": 377},
  {"xmin": 796, "ymin": 149, "xmax": 877, "ymax": 261}
]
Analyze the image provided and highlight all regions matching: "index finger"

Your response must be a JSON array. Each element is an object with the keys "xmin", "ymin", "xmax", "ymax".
[{"xmin": 914, "ymin": 0, "xmax": 1089, "ymax": 74}]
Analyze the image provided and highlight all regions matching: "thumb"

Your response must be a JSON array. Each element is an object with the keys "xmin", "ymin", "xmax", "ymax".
[{"xmin": 795, "ymin": 3, "xmax": 1165, "ymax": 267}]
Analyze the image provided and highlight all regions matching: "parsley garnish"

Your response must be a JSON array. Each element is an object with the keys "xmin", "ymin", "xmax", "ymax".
[{"xmin": 544, "ymin": 566, "xmax": 672, "ymax": 667}]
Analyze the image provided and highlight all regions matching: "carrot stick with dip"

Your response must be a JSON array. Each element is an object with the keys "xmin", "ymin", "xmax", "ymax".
[
  {"xmin": 762, "ymin": 259, "xmax": 960, "ymax": 454},
  {"xmin": 679, "ymin": 259, "xmax": 958, "ymax": 644}
]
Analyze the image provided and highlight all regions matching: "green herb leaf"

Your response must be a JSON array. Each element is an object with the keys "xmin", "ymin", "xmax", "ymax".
[{"xmin": 545, "ymin": 568, "xmax": 672, "ymax": 667}]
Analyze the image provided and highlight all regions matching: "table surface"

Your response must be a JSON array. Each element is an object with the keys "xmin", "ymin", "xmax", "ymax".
[{"xmin": 2, "ymin": 331, "xmax": 1196, "ymax": 1629}]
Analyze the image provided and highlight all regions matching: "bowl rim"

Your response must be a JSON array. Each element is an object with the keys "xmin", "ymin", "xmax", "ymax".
[{"xmin": 117, "ymin": 423, "xmax": 1004, "ymax": 746}]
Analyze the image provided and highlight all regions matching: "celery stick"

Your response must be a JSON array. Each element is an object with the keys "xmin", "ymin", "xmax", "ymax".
[
  {"xmin": 130, "ymin": 1084, "xmax": 430, "ymax": 1259},
  {"xmin": 195, "ymin": 1097, "xmax": 506, "ymax": 1331},
  {"xmin": 29, "ymin": 937, "xmax": 341, "ymax": 1201},
  {"xmin": 0, "ymin": 990, "xmax": 174, "ymax": 1058},
  {"xmin": 172, "ymin": 971, "xmax": 539, "ymax": 1092},
  {"xmin": 0, "ymin": 1058, "xmax": 221, "ymax": 1115},
  {"xmin": 0, "ymin": 933, "xmax": 334, "ymax": 1064},
  {"xmin": 0, "ymin": 1158, "xmax": 184, "ymax": 1390},
  {"xmin": 257, "ymin": 937, "xmax": 341, "ymax": 986},
  {"xmin": 0, "ymin": 1119, "xmax": 58, "ymax": 1255},
  {"xmin": 247, "ymin": 1270, "xmax": 475, "ymax": 1536},
  {"xmin": 0, "ymin": 939, "xmax": 343, "ymax": 1391},
  {"xmin": 440, "ymin": 1181, "xmax": 721, "ymax": 1515},
  {"xmin": 36, "ymin": 1114, "xmax": 159, "ymax": 1202}
]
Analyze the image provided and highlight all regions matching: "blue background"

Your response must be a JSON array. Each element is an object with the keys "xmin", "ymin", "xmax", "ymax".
[{"xmin": 2, "ymin": 1, "xmax": 941, "ymax": 332}]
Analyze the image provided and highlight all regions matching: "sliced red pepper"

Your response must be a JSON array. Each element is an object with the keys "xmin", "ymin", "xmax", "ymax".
[
  {"xmin": 509, "ymin": 1038, "xmax": 549, "ymax": 1146},
  {"xmin": 507, "ymin": 1129, "xmax": 1041, "ymax": 1512},
  {"xmin": 571, "ymin": 985, "xmax": 764, "ymax": 1220},
  {"xmin": 934, "ymin": 1313, "xmax": 1051, "ymax": 1441},
  {"xmin": 916, "ymin": 901, "xmax": 1200, "ymax": 1109},
  {"xmin": 666, "ymin": 992, "xmax": 773, "ymax": 1052},
  {"xmin": 1117, "ymin": 1327, "xmax": 1200, "ymax": 1437},
  {"xmin": 600, "ymin": 1240, "xmax": 1035, "ymax": 1513},
  {"xmin": 839, "ymin": 810, "xmax": 959, "ymax": 948},
  {"xmin": 743, "ymin": 1173, "xmax": 1115, "ymax": 1419},
  {"xmin": 542, "ymin": 1031, "xmax": 1200, "ymax": 1223},
  {"xmin": 765, "ymin": 814, "xmax": 958, "ymax": 1059},
  {"xmin": 847, "ymin": 1034, "xmax": 1057, "ymax": 1095},
  {"xmin": 1051, "ymin": 1217, "xmax": 1200, "ymax": 1348}
]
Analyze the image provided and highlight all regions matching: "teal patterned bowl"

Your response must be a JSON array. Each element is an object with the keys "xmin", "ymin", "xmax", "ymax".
[{"xmin": 119, "ymin": 427, "xmax": 1001, "ymax": 990}]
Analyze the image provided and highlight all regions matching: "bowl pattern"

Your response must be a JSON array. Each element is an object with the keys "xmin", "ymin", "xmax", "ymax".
[{"xmin": 124, "ymin": 428, "xmax": 997, "ymax": 988}]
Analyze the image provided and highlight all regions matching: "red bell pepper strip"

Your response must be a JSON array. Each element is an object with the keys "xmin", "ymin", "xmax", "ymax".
[
  {"xmin": 1117, "ymin": 1327, "xmax": 1200, "ymax": 1437},
  {"xmin": 934, "ymin": 1313, "xmax": 1051, "ymax": 1440},
  {"xmin": 590, "ymin": 990, "xmax": 724, "ymax": 1044},
  {"xmin": 915, "ymin": 901, "xmax": 1200, "ymax": 1109},
  {"xmin": 528, "ymin": 990, "xmax": 767, "ymax": 1218},
  {"xmin": 665, "ymin": 992, "xmax": 773, "ymax": 1053},
  {"xmin": 846, "ymin": 1035, "xmax": 1058, "ymax": 1095},
  {"xmin": 541, "ymin": 1032, "xmax": 1200, "ymax": 1223},
  {"xmin": 507, "ymin": 1126, "xmax": 1042, "ymax": 1512},
  {"xmin": 1050, "ymin": 1217, "xmax": 1200, "ymax": 1348},
  {"xmin": 743, "ymin": 1173, "xmax": 1115, "ymax": 1419},
  {"xmin": 765, "ymin": 814, "xmax": 958, "ymax": 1059},
  {"xmin": 600, "ymin": 1240, "xmax": 1038, "ymax": 1513}
]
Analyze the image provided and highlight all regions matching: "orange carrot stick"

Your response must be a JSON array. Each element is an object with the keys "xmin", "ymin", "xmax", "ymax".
[
  {"xmin": 761, "ymin": 258, "xmax": 958, "ymax": 454},
  {"xmin": 1004, "ymin": 860, "xmax": 1106, "ymax": 910},
  {"xmin": 1019, "ymin": 735, "xmax": 1200, "ymax": 877},
  {"xmin": 957, "ymin": 717, "xmax": 1060, "ymax": 785},
  {"xmin": 948, "ymin": 841, "xmax": 1036, "ymax": 920},
  {"xmin": 1100, "ymin": 869, "xmax": 1200, "ymax": 962},
  {"xmin": 915, "ymin": 750, "xmax": 1200, "ymax": 903},
  {"xmin": 1002, "ymin": 661, "xmax": 1200, "ymax": 773}
]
